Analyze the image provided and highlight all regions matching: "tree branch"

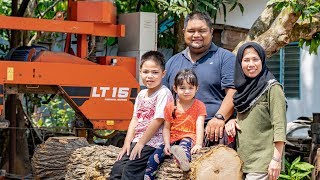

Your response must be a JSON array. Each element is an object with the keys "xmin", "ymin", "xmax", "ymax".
[
  {"xmin": 234, "ymin": 6, "xmax": 301, "ymax": 57},
  {"xmin": 245, "ymin": 3, "xmax": 280, "ymax": 41},
  {"xmin": 39, "ymin": 0, "xmax": 63, "ymax": 18},
  {"xmin": 28, "ymin": 0, "xmax": 64, "ymax": 46},
  {"xmin": 289, "ymin": 15, "xmax": 320, "ymax": 42},
  {"xmin": 11, "ymin": 0, "xmax": 18, "ymax": 16},
  {"xmin": 17, "ymin": 0, "xmax": 31, "ymax": 17}
]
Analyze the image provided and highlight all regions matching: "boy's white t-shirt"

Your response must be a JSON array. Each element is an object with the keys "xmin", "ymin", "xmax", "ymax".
[{"xmin": 132, "ymin": 85, "xmax": 173, "ymax": 148}]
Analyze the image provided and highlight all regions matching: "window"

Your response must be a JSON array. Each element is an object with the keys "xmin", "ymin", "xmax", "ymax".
[{"xmin": 267, "ymin": 43, "xmax": 300, "ymax": 98}]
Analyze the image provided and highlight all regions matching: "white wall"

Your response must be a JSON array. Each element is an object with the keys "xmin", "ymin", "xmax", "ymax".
[
  {"xmin": 286, "ymin": 46, "xmax": 320, "ymax": 121},
  {"xmin": 215, "ymin": 0, "xmax": 269, "ymax": 29}
]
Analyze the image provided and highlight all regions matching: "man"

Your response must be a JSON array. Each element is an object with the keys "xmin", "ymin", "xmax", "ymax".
[{"xmin": 163, "ymin": 11, "xmax": 236, "ymax": 144}]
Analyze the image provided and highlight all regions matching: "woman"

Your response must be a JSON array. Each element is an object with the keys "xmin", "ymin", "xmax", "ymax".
[{"xmin": 225, "ymin": 42, "xmax": 286, "ymax": 180}]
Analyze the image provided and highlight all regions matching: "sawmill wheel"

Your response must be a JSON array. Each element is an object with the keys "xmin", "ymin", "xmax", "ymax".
[{"xmin": 104, "ymin": 131, "xmax": 126, "ymax": 148}]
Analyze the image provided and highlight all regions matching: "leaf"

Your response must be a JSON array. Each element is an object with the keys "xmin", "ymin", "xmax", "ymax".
[
  {"xmin": 57, "ymin": 109, "xmax": 66, "ymax": 115},
  {"xmin": 284, "ymin": 158, "xmax": 291, "ymax": 171},
  {"xmin": 222, "ymin": 3, "xmax": 227, "ymax": 22},
  {"xmin": 290, "ymin": 156, "xmax": 301, "ymax": 170},
  {"xmin": 299, "ymin": 39, "xmax": 305, "ymax": 47},
  {"xmin": 295, "ymin": 162, "xmax": 314, "ymax": 171},
  {"xmin": 229, "ymin": 2, "xmax": 237, "ymax": 12},
  {"xmin": 200, "ymin": 0, "xmax": 218, "ymax": 11},
  {"xmin": 238, "ymin": 3, "xmax": 244, "ymax": 14},
  {"xmin": 267, "ymin": 0, "xmax": 282, "ymax": 6},
  {"xmin": 37, "ymin": 119, "xmax": 43, "ymax": 126},
  {"xmin": 184, "ymin": 0, "xmax": 188, "ymax": 8},
  {"xmin": 157, "ymin": 0, "xmax": 169, "ymax": 7},
  {"xmin": 279, "ymin": 174, "xmax": 291, "ymax": 179},
  {"xmin": 274, "ymin": 1, "xmax": 288, "ymax": 11},
  {"xmin": 296, "ymin": 171, "xmax": 314, "ymax": 179}
]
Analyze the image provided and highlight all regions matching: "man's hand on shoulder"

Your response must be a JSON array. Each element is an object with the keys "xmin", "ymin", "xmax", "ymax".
[{"xmin": 205, "ymin": 118, "xmax": 225, "ymax": 142}]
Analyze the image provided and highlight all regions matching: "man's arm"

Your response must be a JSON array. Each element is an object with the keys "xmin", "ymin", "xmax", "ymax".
[
  {"xmin": 205, "ymin": 88, "xmax": 236, "ymax": 141},
  {"xmin": 217, "ymin": 88, "xmax": 236, "ymax": 120}
]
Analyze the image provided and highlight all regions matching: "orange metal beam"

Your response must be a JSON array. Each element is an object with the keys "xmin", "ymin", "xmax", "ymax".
[
  {"xmin": 77, "ymin": 34, "xmax": 88, "ymax": 58},
  {"xmin": 0, "ymin": 15, "xmax": 125, "ymax": 37}
]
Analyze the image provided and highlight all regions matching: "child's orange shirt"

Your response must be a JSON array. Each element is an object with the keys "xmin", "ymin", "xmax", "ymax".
[{"xmin": 164, "ymin": 99, "xmax": 206, "ymax": 144}]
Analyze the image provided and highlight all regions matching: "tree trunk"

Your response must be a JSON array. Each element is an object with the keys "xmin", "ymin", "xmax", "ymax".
[
  {"xmin": 173, "ymin": 16, "xmax": 186, "ymax": 54},
  {"xmin": 32, "ymin": 137, "xmax": 89, "ymax": 180},
  {"xmin": 312, "ymin": 148, "xmax": 320, "ymax": 180},
  {"xmin": 32, "ymin": 137, "xmax": 242, "ymax": 179},
  {"xmin": 16, "ymin": 99, "xmax": 32, "ymax": 175}
]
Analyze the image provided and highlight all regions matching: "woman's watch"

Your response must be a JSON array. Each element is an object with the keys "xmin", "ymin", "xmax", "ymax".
[{"xmin": 214, "ymin": 113, "xmax": 225, "ymax": 121}]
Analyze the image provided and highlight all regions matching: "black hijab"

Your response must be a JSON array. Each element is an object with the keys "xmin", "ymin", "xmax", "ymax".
[{"xmin": 233, "ymin": 42, "xmax": 277, "ymax": 113}]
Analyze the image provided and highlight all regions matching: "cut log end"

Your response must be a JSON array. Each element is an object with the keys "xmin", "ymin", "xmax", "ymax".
[
  {"xmin": 189, "ymin": 145, "xmax": 242, "ymax": 180},
  {"xmin": 32, "ymin": 137, "xmax": 90, "ymax": 179},
  {"xmin": 157, "ymin": 145, "xmax": 242, "ymax": 180}
]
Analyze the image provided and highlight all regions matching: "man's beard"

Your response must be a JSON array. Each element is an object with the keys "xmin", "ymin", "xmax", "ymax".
[
  {"xmin": 189, "ymin": 41, "xmax": 205, "ymax": 49},
  {"xmin": 189, "ymin": 43, "xmax": 207, "ymax": 54}
]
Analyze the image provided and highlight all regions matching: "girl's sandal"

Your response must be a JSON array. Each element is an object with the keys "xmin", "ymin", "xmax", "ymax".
[{"xmin": 170, "ymin": 145, "xmax": 190, "ymax": 171}]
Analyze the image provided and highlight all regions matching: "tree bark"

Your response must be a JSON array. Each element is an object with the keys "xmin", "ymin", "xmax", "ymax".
[
  {"xmin": 233, "ymin": 3, "xmax": 320, "ymax": 57},
  {"xmin": 16, "ymin": 99, "xmax": 32, "ymax": 175},
  {"xmin": 32, "ymin": 137, "xmax": 242, "ymax": 179},
  {"xmin": 66, "ymin": 140, "xmax": 242, "ymax": 179},
  {"xmin": 65, "ymin": 144, "xmax": 120, "ymax": 180},
  {"xmin": 312, "ymin": 148, "xmax": 320, "ymax": 180},
  {"xmin": 173, "ymin": 17, "xmax": 186, "ymax": 54},
  {"xmin": 32, "ymin": 137, "xmax": 89, "ymax": 180}
]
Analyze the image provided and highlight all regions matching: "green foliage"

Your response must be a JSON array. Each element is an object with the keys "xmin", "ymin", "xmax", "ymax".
[
  {"xmin": 35, "ymin": 0, "xmax": 68, "ymax": 19},
  {"xmin": 29, "ymin": 95, "xmax": 75, "ymax": 130},
  {"xmin": 115, "ymin": 0, "xmax": 242, "ymax": 48},
  {"xmin": 299, "ymin": 32, "xmax": 320, "ymax": 55},
  {"xmin": 271, "ymin": 0, "xmax": 320, "ymax": 18},
  {"xmin": 0, "ymin": 0, "xmax": 11, "ymax": 57},
  {"xmin": 279, "ymin": 156, "xmax": 314, "ymax": 180},
  {"xmin": 158, "ymin": 29, "xmax": 177, "ymax": 48},
  {"xmin": 0, "ymin": 0, "xmax": 11, "ymax": 15},
  {"xmin": 0, "ymin": 0, "xmax": 68, "ymax": 55},
  {"xmin": 271, "ymin": 0, "xmax": 320, "ymax": 54},
  {"xmin": 193, "ymin": 0, "xmax": 244, "ymax": 23}
]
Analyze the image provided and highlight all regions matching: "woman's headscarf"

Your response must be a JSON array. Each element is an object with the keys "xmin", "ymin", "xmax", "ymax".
[{"xmin": 233, "ymin": 42, "xmax": 278, "ymax": 113}]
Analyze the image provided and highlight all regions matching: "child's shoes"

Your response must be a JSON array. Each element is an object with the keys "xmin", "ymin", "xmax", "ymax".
[{"xmin": 170, "ymin": 145, "xmax": 190, "ymax": 171}]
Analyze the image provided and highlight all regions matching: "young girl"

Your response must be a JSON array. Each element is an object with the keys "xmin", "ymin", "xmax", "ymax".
[
  {"xmin": 164, "ymin": 69, "xmax": 206, "ymax": 171},
  {"xmin": 109, "ymin": 51, "xmax": 173, "ymax": 180}
]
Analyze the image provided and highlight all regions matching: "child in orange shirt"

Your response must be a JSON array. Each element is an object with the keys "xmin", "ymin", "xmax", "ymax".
[
  {"xmin": 163, "ymin": 69, "xmax": 206, "ymax": 171},
  {"xmin": 144, "ymin": 69, "xmax": 206, "ymax": 179}
]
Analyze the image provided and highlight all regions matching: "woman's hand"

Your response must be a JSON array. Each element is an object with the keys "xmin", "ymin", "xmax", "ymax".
[
  {"xmin": 225, "ymin": 119, "xmax": 240, "ymax": 137},
  {"xmin": 164, "ymin": 144, "xmax": 171, "ymax": 155},
  {"xmin": 117, "ymin": 143, "xmax": 131, "ymax": 161},
  {"xmin": 191, "ymin": 144, "xmax": 202, "ymax": 154},
  {"xmin": 268, "ymin": 157, "xmax": 281, "ymax": 180}
]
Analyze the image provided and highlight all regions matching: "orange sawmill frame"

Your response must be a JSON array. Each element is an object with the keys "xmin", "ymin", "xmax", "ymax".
[{"xmin": 0, "ymin": 0, "xmax": 140, "ymax": 130}]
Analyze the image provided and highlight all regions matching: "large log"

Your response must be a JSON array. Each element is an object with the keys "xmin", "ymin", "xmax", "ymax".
[
  {"xmin": 66, "ymin": 144, "xmax": 242, "ymax": 179},
  {"xmin": 65, "ymin": 145, "xmax": 120, "ymax": 180},
  {"xmin": 32, "ymin": 137, "xmax": 242, "ymax": 179},
  {"xmin": 32, "ymin": 137, "xmax": 89, "ymax": 180}
]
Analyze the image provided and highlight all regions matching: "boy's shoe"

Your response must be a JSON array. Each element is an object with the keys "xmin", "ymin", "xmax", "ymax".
[{"xmin": 170, "ymin": 145, "xmax": 190, "ymax": 171}]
